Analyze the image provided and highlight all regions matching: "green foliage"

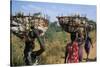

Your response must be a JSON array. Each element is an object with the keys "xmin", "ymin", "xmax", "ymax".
[
  {"xmin": 88, "ymin": 19, "xmax": 96, "ymax": 30},
  {"xmin": 44, "ymin": 21, "xmax": 62, "ymax": 42},
  {"xmin": 15, "ymin": 12, "xmax": 24, "ymax": 18}
]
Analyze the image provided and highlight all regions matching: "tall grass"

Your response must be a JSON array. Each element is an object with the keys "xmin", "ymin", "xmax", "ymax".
[{"xmin": 11, "ymin": 29, "xmax": 96, "ymax": 66}]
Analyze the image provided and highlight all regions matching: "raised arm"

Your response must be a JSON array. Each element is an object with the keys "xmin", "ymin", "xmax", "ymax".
[
  {"xmin": 89, "ymin": 36, "xmax": 93, "ymax": 48},
  {"xmin": 34, "ymin": 29, "xmax": 45, "ymax": 48},
  {"xmin": 32, "ymin": 29, "xmax": 45, "ymax": 56}
]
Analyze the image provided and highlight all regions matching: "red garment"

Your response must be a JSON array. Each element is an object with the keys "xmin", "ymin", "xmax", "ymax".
[{"xmin": 66, "ymin": 41, "xmax": 79, "ymax": 63}]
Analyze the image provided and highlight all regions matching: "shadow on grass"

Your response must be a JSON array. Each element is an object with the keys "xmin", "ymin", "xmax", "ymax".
[{"xmin": 83, "ymin": 57, "xmax": 97, "ymax": 62}]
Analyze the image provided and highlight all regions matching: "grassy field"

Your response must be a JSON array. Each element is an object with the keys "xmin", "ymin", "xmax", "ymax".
[{"xmin": 11, "ymin": 30, "xmax": 96, "ymax": 66}]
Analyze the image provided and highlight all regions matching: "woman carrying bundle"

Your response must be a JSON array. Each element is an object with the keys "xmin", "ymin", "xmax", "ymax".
[
  {"xmin": 64, "ymin": 32, "xmax": 79, "ymax": 63},
  {"xmin": 84, "ymin": 32, "xmax": 93, "ymax": 61},
  {"xmin": 76, "ymin": 30, "xmax": 84, "ymax": 62}
]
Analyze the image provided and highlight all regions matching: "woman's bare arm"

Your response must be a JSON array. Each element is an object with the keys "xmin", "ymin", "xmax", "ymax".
[{"xmin": 64, "ymin": 46, "xmax": 68, "ymax": 63}]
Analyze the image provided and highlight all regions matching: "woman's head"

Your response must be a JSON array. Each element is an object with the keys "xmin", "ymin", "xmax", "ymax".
[{"xmin": 71, "ymin": 32, "xmax": 77, "ymax": 42}]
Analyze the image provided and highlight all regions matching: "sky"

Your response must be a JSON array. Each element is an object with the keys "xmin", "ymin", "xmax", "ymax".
[{"xmin": 11, "ymin": 0, "xmax": 96, "ymax": 22}]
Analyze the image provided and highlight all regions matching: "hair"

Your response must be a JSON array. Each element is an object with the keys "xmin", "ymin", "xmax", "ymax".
[
  {"xmin": 71, "ymin": 32, "xmax": 77, "ymax": 42},
  {"xmin": 31, "ymin": 26, "xmax": 35, "ymax": 29}
]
